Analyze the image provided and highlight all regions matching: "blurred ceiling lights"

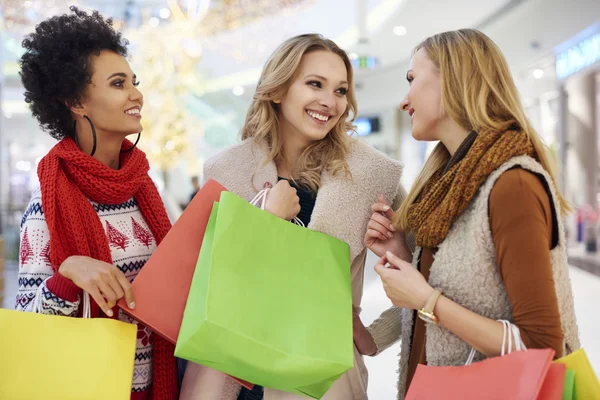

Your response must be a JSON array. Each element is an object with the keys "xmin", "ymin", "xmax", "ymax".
[{"xmin": 0, "ymin": 0, "xmax": 312, "ymax": 38}]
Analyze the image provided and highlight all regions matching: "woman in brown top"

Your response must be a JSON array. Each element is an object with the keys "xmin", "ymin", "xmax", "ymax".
[{"xmin": 351, "ymin": 29, "xmax": 579, "ymax": 398}]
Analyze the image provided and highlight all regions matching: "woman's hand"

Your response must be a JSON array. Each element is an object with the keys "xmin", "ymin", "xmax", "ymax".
[
  {"xmin": 59, "ymin": 255, "xmax": 135, "ymax": 317},
  {"xmin": 353, "ymin": 306, "xmax": 377, "ymax": 356},
  {"xmin": 264, "ymin": 180, "xmax": 301, "ymax": 221},
  {"xmin": 374, "ymin": 251, "xmax": 434, "ymax": 310},
  {"xmin": 364, "ymin": 195, "xmax": 404, "ymax": 258}
]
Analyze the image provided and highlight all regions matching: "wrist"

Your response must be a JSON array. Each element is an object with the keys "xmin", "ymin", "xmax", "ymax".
[
  {"xmin": 264, "ymin": 202, "xmax": 287, "ymax": 220},
  {"xmin": 417, "ymin": 288, "xmax": 442, "ymax": 325},
  {"xmin": 418, "ymin": 286, "xmax": 435, "ymax": 310},
  {"xmin": 57, "ymin": 257, "xmax": 73, "ymax": 280},
  {"xmin": 46, "ymin": 272, "xmax": 81, "ymax": 302},
  {"xmin": 58, "ymin": 255, "xmax": 85, "ymax": 280}
]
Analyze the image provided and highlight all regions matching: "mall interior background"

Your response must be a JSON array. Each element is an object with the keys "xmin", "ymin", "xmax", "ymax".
[{"xmin": 0, "ymin": 1, "xmax": 599, "ymax": 398}]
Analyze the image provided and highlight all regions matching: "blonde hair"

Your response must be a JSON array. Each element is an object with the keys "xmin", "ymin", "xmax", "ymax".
[
  {"xmin": 241, "ymin": 34, "xmax": 356, "ymax": 191},
  {"xmin": 395, "ymin": 29, "xmax": 570, "ymax": 230}
]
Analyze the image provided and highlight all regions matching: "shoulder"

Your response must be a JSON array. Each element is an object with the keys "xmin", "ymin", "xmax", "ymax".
[
  {"xmin": 490, "ymin": 168, "xmax": 551, "ymax": 217},
  {"xmin": 204, "ymin": 139, "xmax": 259, "ymax": 175},
  {"xmin": 21, "ymin": 187, "xmax": 45, "ymax": 228},
  {"xmin": 203, "ymin": 139, "xmax": 269, "ymax": 194},
  {"xmin": 346, "ymin": 139, "xmax": 403, "ymax": 179},
  {"xmin": 29, "ymin": 187, "xmax": 43, "ymax": 203}
]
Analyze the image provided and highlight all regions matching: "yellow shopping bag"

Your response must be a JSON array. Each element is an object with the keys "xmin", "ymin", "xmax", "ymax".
[
  {"xmin": 0, "ymin": 293, "xmax": 137, "ymax": 400},
  {"xmin": 555, "ymin": 348, "xmax": 600, "ymax": 400}
]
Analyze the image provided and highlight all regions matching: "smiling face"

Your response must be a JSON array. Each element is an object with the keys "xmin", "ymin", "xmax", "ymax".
[
  {"xmin": 276, "ymin": 50, "xmax": 349, "ymax": 147},
  {"xmin": 400, "ymin": 48, "xmax": 445, "ymax": 142},
  {"xmin": 74, "ymin": 50, "xmax": 143, "ymax": 138}
]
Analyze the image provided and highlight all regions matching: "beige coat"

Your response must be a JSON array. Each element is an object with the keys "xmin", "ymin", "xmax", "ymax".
[
  {"xmin": 366, "ymin": 156, "xmax": 580, "ymax": 399},
  {"xmin": 180, "ymin": 138, "xmax": 408, "ymax": 400}
]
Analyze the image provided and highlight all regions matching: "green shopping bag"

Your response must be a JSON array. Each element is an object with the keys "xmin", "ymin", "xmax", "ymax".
[
  {"xmin": 175, "ymin": 191, "xmax": 354, "ymax": 399},
  {"xmin": 562, "ymin": 369, "xmax": 576, "ymax": 400}
]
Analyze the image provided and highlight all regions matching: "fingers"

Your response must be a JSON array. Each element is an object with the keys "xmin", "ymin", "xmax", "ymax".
[
  {"xmin": 366, "ymin": 228, "xmax": 388, "ymax": 243},
  {"xmin": 96, "ymin": 278, "xmax": 118, "ymax": 310},
  {"xmin": 374, "ymin": 256, "xmax": 388, "ymax": 277},
  {"xmin": 385, "ymin": 251, "xmax": 405, "ymax": 270},
  {"xmin": 369, "ymin": 214, "xmax": 395, "ymax": 235},
  {"xmin": 365, "ymin": 214, "xmax": 395, "ymax": 245},
  {"xmin": 115, "ymin": 270, "xmax": 136, "ymax": 309},
  {"xmin": 371, "ymin": 202, "xmax": 390, "ymax": 213},
  {"xmin": 104, "ymin": 269, "xmax": 125, "ymax": 306},
  {"xmin": 87, "ymin": 286, "xmax": 113, "ymax": 317},
  {"xmin": 104, "ymin": 266, "xmax": 135, "ymax": 310},
  {"xmin": 372, "ymin": 197, "xmax": 395, "ymax": 220}
]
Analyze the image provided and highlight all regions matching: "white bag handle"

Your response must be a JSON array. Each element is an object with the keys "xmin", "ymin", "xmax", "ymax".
[
  {"xmin": 250, "ymin": 188, "xmax": 305, "ymax": 227},
  {"xmin": 465, "ymin": 319, "xmax": 527, "ymax": 365},
  {"xmin": 33, "ymin": 285, "xmax": 91, "ymax": 319},
  {"xmin": 250, "ymin": 188, "xmax": 270, "ymax": 210},
  {"xmin": 81, "ymin": 291, "xmax": 91, "ymax": 318}
]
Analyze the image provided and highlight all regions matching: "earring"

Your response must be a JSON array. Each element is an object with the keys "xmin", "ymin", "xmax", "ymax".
[
  {"xmin": 83, "ymin": 115, "xmax": 98, "ymax": 157},
  {"xmin": 120, "ymin": 132, "xmax": 141, "ymax": 153},
  {"xmin": 72, "ymin": 120, "xmax": 79, "ymax": 147}
]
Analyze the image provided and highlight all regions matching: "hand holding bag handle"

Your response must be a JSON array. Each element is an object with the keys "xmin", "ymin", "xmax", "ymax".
[{"xmin": 250, "ymin": 188, "xmax": 305, "ymax": 227}]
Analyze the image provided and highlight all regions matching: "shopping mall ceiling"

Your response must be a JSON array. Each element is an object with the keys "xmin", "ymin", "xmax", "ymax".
[{"xmin": 0, "ymin": 0, "xmax": 516, "ymax": 89}]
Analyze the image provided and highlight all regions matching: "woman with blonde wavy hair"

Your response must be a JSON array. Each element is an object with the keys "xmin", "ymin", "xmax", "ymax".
[
  {"xmin": 180, "ymin": 33, "xmax": 412, "ymax": 400},
  {"xmin": 356, "ymin": 29, "xmax": 581, "ymax": 398}
]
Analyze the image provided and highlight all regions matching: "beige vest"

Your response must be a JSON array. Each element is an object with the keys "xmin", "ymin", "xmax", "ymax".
[{"xmin": 394, "ymin": 155, "xmax": 580, "ymax": 399}]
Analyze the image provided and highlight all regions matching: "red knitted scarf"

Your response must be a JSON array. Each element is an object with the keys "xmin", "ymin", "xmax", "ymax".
[{"xmin": 37, "ymin": 137, "xmax": 178, "ymax": 400}]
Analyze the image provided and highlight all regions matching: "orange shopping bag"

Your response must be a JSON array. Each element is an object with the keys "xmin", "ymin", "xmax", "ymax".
[
  {"xmin": 118, "ymin": 179, "xmax": 226, "ymax": 343},
  {"xmin": 117, "ymin": 179, "xmax": 252, "ymax": 389},
  {"xmin": 406, "ymin": 321, "xmax": 563, "ymax": 400}
]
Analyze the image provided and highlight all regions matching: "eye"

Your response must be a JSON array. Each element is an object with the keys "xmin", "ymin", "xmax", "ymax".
[
  {"xmin": 112, "ymin": 80, "xmax": 125, "ymax": 88},
  {"xmin": 336, "ymin": 87, "xmax": 348, "ymax": 96},
  {"xmin": 307, "ymin": 80, "xmax": 322, "ymax": 88},
  {"xmin": 406, "ymin": 74, "xmax": 414, "ymax": 85},
  {"xmin": 133, "ymin": 80, "xmax": 140, "ymax": 87}
]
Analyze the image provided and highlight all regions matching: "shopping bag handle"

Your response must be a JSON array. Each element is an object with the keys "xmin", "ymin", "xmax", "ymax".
[
  {"xmin": 32, "ymin": 286, "xmax": 92, "ymax": 319},
  {"xmin": 250, "ymin": 188, "xmax": 305, "ymax": 227},
  {"xmin": 465, "ymin": 319, "xmax": 527, "ymax": 365}
]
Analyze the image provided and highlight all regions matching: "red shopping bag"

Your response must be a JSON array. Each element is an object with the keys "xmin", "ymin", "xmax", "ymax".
[
  {"xmin": 118, "ymin": 179, "xmax": 227, "ymax": 343},
  {"xmin": 117, "ymin": 179, "xmax": 252, "ymax": 389},
  {"xmin": 538, "ymin": 363, "xmax": 566, "ymax": 400},
  {"xmin": 406, "ymin": 348, "xmax": 557, "ymax": 400}
]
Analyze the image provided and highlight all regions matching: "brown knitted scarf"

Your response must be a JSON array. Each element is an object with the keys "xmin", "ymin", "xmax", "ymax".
[{"xmin": 407, "ymin": 125, "xmax": 536, "ymax": 248}]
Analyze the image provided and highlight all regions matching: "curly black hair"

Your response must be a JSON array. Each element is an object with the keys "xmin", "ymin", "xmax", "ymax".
[{"xmin": 20, "ymin": 6, "xmax": 129, "ymax": 140}]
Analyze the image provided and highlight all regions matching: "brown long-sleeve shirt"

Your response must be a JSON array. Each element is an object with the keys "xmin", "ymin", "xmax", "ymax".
[{"xmin": 405, "ymin": 168, "xmax": 564, "ymax": 392}]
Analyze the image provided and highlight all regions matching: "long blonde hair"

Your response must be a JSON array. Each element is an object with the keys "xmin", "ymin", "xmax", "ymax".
[
  {"xmin": 241, "ymin": 34, "xmax": 356, "ymax": 191},
  {"xmin": 395, "ymin": 29, "xmax": 570, "ymax": 230}
]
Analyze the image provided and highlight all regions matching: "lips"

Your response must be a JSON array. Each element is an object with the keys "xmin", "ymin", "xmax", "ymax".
[
  {"xmin": 408, "ymin": 108, "xmax": 415, "ymax": 117},
  {"xmin": 306, "ymin": 109, "xmax": 332, "ymax": 122},
  {"xmin": 125, "ymin": 106, "xmax": 142, "ymax": 117}
]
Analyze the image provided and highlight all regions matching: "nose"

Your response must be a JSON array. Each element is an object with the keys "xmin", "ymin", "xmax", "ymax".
[
  {"xmin": 131, "ymin": 85, "xmax": 143, "ymax": 106},
  {"xmin": 399, "ymin": 96, "xmax": 409, "ymax": 112},
  {"xmin": 318, "ymin": 91, "xmax": 336, "ymax": 109}
]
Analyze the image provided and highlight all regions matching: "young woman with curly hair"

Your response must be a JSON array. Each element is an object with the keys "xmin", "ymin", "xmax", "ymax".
[
  {"xmin": 16, "ymin": 7, "xmax": 178, "ymax": 399},
  {"xmin": 179, "ymin": 34, "xmax": 413, "ymax": 400}
]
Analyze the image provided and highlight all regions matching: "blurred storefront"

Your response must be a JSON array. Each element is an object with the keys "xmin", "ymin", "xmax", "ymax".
[{"xmin": 523, "ymin": 22, "xmax": 600, "ymax": 255}]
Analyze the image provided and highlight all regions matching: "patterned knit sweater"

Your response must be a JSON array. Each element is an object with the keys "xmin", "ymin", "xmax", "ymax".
[{"xmin": 16, "ymin": 188, "xmax": 157, "ymax": 399}]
